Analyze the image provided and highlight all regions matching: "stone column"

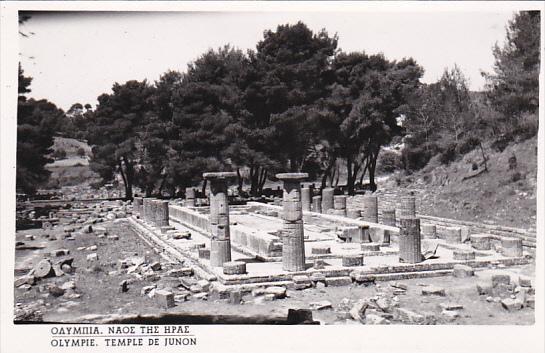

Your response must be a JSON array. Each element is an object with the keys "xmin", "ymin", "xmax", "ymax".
[
  {"xmin": 398, "ymin": 217, "xmax": 423, "ymax": 263},
  {"xmin": 143, "ymin": 198, "xmax": 151, "ymax": 222},
  {"xmin": 277, "ymin": 173, "xmax": 308, "ymax": 272},
  {"xmin": 312, "ymin": 196, "xmax": 322, "ymax": 213},
  {"xmin": 362, "ymin": 195, "xmax": 378, "ymax": 223},
  {"xmin": 399, "ymin": 196, "xmax": 416, "ymax": 218},
  {"xmin": 185, "ymin": 187, "xmax": 196, "ymax": 207},
  {"xmin": 333, "ymin": 195, "xmax": 347, "ymax": 216},
  {"xmin": 156, "ymin": 200, "xmax": 170, "ymax": 227},
  {"xmin": 321, "ymin": 188, "xmax": 334, "ymax": 213},
  {"xmin": 203, "ymin": 172, "xmax": 236, "ymax": 267},
  {"xmin": 381, "ymin": 208, "xmax": 396, "ymax": 227},
  {"xmin": 301, "ymin": 187, "xmax": 311, "ymax": 212},
  {"xmin": 133, "ymin": 197, "xmax": 143, "ymax": 216},
  {"xmin": 501, "ymin": 237, "xmax": 523, "ymax": 257}
]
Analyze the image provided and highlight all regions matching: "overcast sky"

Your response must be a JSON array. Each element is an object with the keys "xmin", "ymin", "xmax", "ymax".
[{"xmin": 19, "ymin": 10, "xmax": 516, "ymax": 111}]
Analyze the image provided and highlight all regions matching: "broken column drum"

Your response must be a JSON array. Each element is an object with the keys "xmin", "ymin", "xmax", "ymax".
[
  {"xmin": 362, "ymin": 195, "xmax": 378, "ymax": 223},
  {"xmin": 301, "ymin": 187, "xmax": 311, "ymax": 212},
  {"xmin": 133, "ymin": 197, "xmax": 143, "ymax": 216},
  {"xmin": 185, "ymin": 187, "xmax": 196, "ymax": 207},
  {"xmin": 277, "ymin": 173, "xmax": 308, "ymax": 272},
  {"xmin": 381, "ymin": 208, "xmax": 396, "ymax": 227},
  {"xmin": 321, "ymin": 188, "xmax": 334, "ymax": 213},
  {"xmin": 333, "ymin": 195, "xmax": 347, "ymax": 216},
  {"xmin": 398, "ymin": 217, "xmax": 423, "ymax": 264},
  {"xmin": 203, "ymin": 172, "xmax": 236, "ymax": 267},
  {"xmin": 399, "ymin": 196, "xmax": 416, "ymax": 218},
  {"xmin": 142, "ymin": 198, "xmax": 151, "ymax": 222},
  {"xmin": 312, "ymin": 196, "xmax": 322, "ymax": 213},
  {"xmin": 156, "ymin": 200, "xmax": 170, "ymax": 227},
  {"xmin": 150, "ymin": 199, "xmax": 159, "ymax": 226}
]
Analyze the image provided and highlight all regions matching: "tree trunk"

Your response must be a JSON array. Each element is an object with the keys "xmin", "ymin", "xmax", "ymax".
[
  {"xmin": 236, "ymin": 168, "xmax": 243, "ymax": 195},
  {"xmin": 368, "ymin": 150, "xmax": 378, "ymax": 192},
  {"xmin": 249, "ymin": 166, "xmax": 260, "ymax": 197}
]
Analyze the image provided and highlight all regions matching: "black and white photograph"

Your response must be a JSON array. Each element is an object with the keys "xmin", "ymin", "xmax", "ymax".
[{"xmin": 1, "ymin": 1, "xmax": 543, "ymax": 352}]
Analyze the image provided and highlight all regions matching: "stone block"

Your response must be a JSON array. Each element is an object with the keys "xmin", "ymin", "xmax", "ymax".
[
  {"xmin": 501, "ymin": 298, "xmax": 523, "ymax": 311},
  {"xmin": 492, "ymin": 274, "xmax": 511, "ymax": 287},
  {"xmin": 453, "ymin": 264, "xmax": 474, "ymax": 278},
  {"xmin": 222, "ymin": 261, "xmax": 247, "ymax": 275},
  {"xmin": 325, "ymin": 276, "xmax": 352, "ymax": 287},
  {"xmin": 453, "ymin": 250, "xmax": 475, "ymax": 261},
  {"xmin": 421, "ymin": 286, "xmax": 446, "ymax": 296},
  {"xmin": 155, "ymin": 289, "xmax": 175, "ymax": 308}
]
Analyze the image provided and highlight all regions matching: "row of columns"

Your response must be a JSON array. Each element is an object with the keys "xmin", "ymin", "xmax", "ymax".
[
  {"xmin": 133, "ymin": 197, "xmax": 170, "ymax": 227},
  {"xmin": 179, "ymin": 175, "xmax": 422, "ymax": 269}
]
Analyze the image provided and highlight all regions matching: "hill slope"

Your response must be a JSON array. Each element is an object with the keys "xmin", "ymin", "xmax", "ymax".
[{"xmin": 383, "ymin": 137, "xmax": 537, "ymax": 230}]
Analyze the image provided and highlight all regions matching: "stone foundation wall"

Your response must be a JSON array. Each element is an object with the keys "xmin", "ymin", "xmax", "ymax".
[{"xmin": 168, "ymin": 204, "xmax": 281, "ymax": 258}]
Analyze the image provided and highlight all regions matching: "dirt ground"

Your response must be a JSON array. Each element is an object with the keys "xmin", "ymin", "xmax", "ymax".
[{"xmin": 13, "ymin": 216, "xmax": 535, "ymax": 325}]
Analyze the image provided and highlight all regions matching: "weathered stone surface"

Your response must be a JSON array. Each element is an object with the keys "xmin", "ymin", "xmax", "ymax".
[
  {"xmin": 15, "ymin": 275, "xmax": 35, "ymax": 287},
  {"xmin": 477, "ymin": 283, "xmax": 493, "ymax": 296},
  {"xmin": 313, "ymin": 259, "xmax": 325, "ymax": 270},
  {"xmin": 470, "ymin": 233, "xmax": 492, "ymax": 250},
  {"xmin": 311, "ymin": 245, "xmax": 331, "ymax": 254},
  {"xmin": 309, "ymin": 301, "xmax": 333, "ymax": 311},
  {"xmin": 223, "ymin": 261, "xmax": 247, "ymax": 275},
  {"xmin": 86, "ymin": 253, "xmax": 98, "ymax": 262},
  {"xmin": 119, "ymin": 280, "xmax": 129, "ymax": 293},
  {"xmin": 421, "ymin": 286, "xmax": 446, "ymax": 296},
  {"xmin": 228, "ymin": 290, "xmax": 242, "ymax": 304},
  {"xmin": 453, "ymin": 264, "xmax": 474, "ymax": 278},
  {"xmin": 155, "ymin": 289, "xmax": 175, "ymax": 308},
  {"xmin": 492, "ymin": 274, "xmax": 511, "ymax": 287},
  {"xmin": 263, "ymin": 286, "xmax": 287, "ymax": 299},
  {"xmin": 394, "ymin": 307, "xmax": 425, "ymax": 324},
  {"xmin": 453, "ymin": 249, "xmax": 475, "ymax": 261},
  {"xmin": 349, "ymin": 299, "xmax": 369, "ymax": 322},
  {"xmin": 501, "ymin": 298, "xmax": 523, "ymax": 311},
  {"xmin": 325, "ymin": 276, "xmax": 352, "ymax": 287},
  {"xmin": 439, "ymin": 302, "xmax": 463, "ymax": 311},
  {"xmin": 518, "ymin": 275, "xmax": 532, "ymax": 288},
  {"xmin": 365, "ymin": 314, "xmax": 389, "ymax": 325},
  {"xmin": 342, "ymin": 253, "xmax": 364, "ymax": 267},
  {"xmin": 34, "ymin": 259, "xmax": 55, "ymax": 279}
]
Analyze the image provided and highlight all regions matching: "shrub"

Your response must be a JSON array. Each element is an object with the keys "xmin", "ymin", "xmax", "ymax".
[
  {"xmin": 376, "ymin": 150, "xmax": 402, "ymax": 174},
  {"xmin": 456, "ymin": 136, "xmax": 481, "ymax": 155},
  {"xmin": 439, "ymin": 143, "xmax": 458, "ymax": 165},
  {"xmin": 401, "ymin": 146, "xmax": 434, "ymax": 171}
]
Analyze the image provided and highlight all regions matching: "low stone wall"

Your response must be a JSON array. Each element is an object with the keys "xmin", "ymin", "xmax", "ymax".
[
  {"xmin": 168, "ymin": 204, "xmax": 281, "ymax": 259},
  {"xmin": 417, "ymin": 214, "xmax": 536, "ymax": 248},
  {"xmin": 349, "ymin": 191, "xmax": 536, "ymax": 248},
  {"xmin": 246, "ymin": 202, "xmax": 400, "ymax": 241}
]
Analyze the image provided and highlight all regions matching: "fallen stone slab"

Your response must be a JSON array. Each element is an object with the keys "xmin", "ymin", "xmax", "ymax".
[
  {"xmin": 292, "ymin": 275, "xmax": 312, "ymax": 290},
  {"xmin": 501, "ymin": 298, "xmax": 523, "ymax": 311},
  {"xmin": 349, "ymin": 300, "xmax": 369, "ymax": 322},
  {"xmin": 309, "ymin": 300, "xmax": 332, "ymax": 311},
  {"xmin": 86, "ymin": 253, "xmax": 99, "ymax": 262},
  {"xmin": 167, "ymin": 268, "xmax": 193, "ymax": 277},
  {"xmin": 364, "ymin": 313, "xmax": 389, "ymax": 325},
  {"xmin": 441, "ymin": 309, "xmax": 460, "ymax": 321},
  {"xmin": 439, "ymin": 302, "xmax": 463, "ymax": 311},
  {"xmin": 394, "ymin": 308, "xmax": 425, "ymax": 324},
  {"xmin": 421, "ymin": 286, "xmax": 446, "ymax": 296},
  {"xmin": 263, "ymin": 286, "xmax": 287, "ymax": 299},
  {"xmin": 15, "ymin": 275, "xmax": 35, "ymax": 287},
  {"xmin": 325, "ymin": 276, "xmax": 352, "ymax": 287}
]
